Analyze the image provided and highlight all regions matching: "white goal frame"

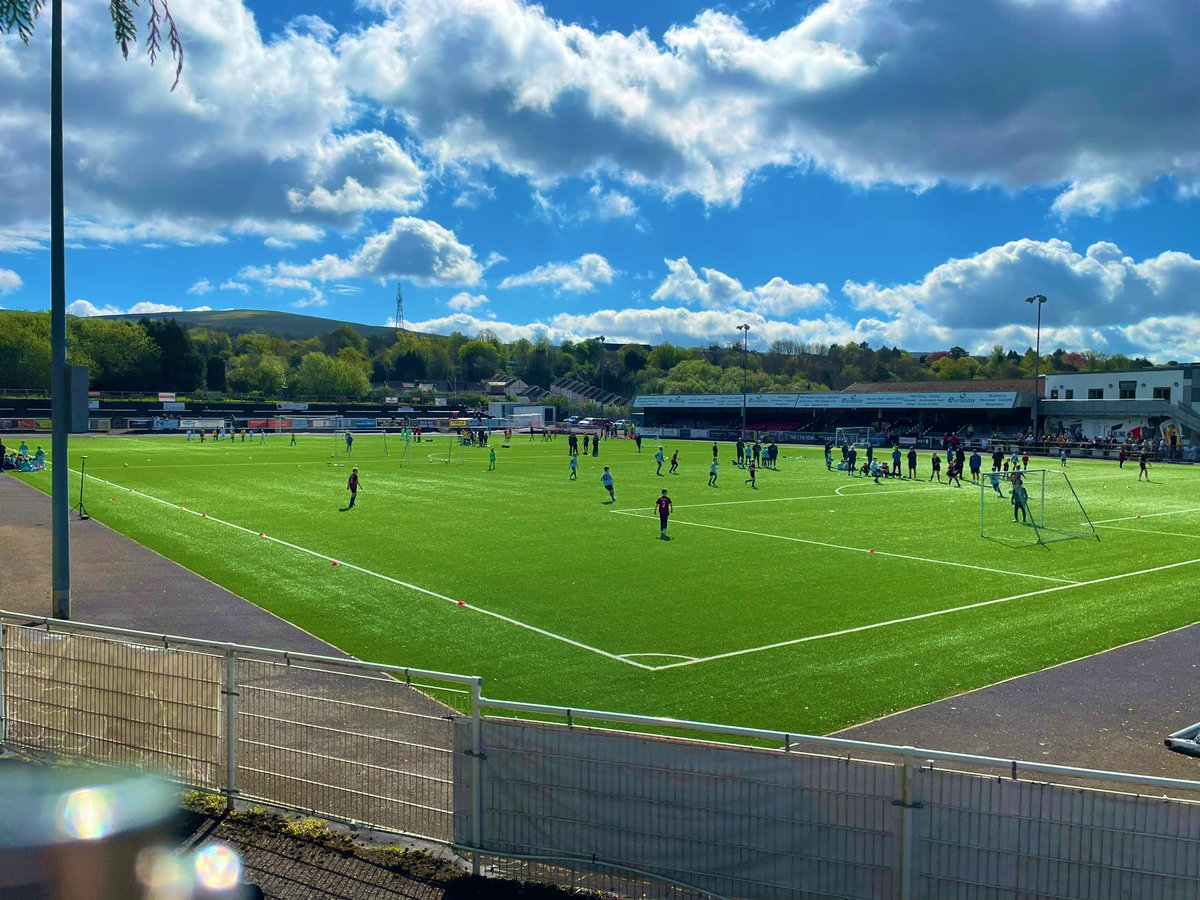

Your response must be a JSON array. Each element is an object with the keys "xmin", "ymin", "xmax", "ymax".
[
  {"xmin": 979, "ymin": 468, "xmax": 1098, "ymax": 547},
  {"xmin": 835, "ymin": 426, "xmax": 876, "ymax": 449},
  {"xmin": 331, "ymin": 429, "xmax": 389, "ymax": 458}
]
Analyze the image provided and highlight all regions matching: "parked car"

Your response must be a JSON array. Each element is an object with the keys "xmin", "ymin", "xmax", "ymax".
[
  {"xmin": 564, "ymin": 416, "xmax": 579, "ymax": 424},
  {"xmin": 579, "ymin": 418, "xmax": 596, "ymax": 427}
]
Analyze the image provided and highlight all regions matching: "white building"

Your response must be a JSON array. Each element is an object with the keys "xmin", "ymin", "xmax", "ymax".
[{"xmin": 1040, "ymin": 366, "xmax": 1199, "ymax": 449}]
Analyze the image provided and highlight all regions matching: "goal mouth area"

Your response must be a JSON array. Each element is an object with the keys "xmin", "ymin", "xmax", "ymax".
[{"xmin": 978, "ymin": 467, "xmax": 1099, "ymax": 549}]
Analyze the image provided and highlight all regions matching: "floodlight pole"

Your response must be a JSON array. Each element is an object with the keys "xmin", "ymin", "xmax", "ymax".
[
  {"xmin": 737, "ymin": 324, "xmax": 750, "ymax": 439},
  {"xmin": 593, "ymin": 335, "xmax": 606, "ymax": 418},
  {"xmin": 50, "ymin": 0, "xmax": 71, "ymax": 619},
  {"xmin": 1025, "ymin": 294, "xmax": 1047, "ymax": 437}
]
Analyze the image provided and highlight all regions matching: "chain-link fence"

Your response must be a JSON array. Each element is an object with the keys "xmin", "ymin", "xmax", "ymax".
[{"xmin": 5, "ymin": 611, "xmax": 1200, "ymax": 899}]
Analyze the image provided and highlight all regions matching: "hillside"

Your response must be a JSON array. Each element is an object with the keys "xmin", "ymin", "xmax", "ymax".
[{"xmin": 102, "ymin": 309, "xmax": 412, "ymax": 342}]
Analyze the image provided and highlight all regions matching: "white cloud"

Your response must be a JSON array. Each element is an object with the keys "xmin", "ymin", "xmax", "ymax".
[
  {"xmin": 589, "ymin": 185, "xmax": 639, "ymax": 220},
  {"xmin": 446, "ymin": 292, "xmax": 489, "ymax": 311},
  {"xmin": 274, "ymin": 217, "xmax": 483, "ymax": 286},
  {"xmin": 68, "ymin": 300, "xmax": 122, "ymax": 317},
  {"xmin": 407, "ymin": 238, "xmax": 1200, "ymax": 360},
  {"xmin": 653, "ymin": 257, "xmax": 828, "ymax": 314},
  {"xmin": 499, "ymin": 253, "xmax": 615, "ymax": 293},
  {"xmin": 187, "ymin": 279, "xmax": 213, "ymax": 296},
  {"xmin": 292, "ymin": 291, "xmax": 328, "ymax": 309},
  {"xmin": 0, "ymin": 0, "xmax": 427, "ymax": 249},
  {"xmin": 219, "ymin": 280, "xmax": 251, "ymax": 293},
  {"xmin": 128, "ymin": 302, "xmax": 185, "ymax": 314},
  {"xmin": 0, "ymin": 269, "xmax": 21, "ymax": 294},
  {"xmin": 339, "ymin": 0, "xmax": 1200, "ymax": 213}
]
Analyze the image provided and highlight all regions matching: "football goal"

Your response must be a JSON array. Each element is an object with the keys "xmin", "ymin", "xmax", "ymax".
[
  {"xmin": 331, "ymin": 430, "xmax": 389, "ymax": 458},
  {"xmin": 835, "ymin": 426, "xmax": 876, "ymax": 448},
  {"xmin": 979, "ymin": 468, "xmax": 1098, "ymax": 547}
]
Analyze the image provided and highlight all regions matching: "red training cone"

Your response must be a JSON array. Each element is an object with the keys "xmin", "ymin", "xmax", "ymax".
[
  {"xmin": 456, "ymin": 601, "xmax": 467, "ymax": 607},
  {"xmin": 868, "ymin": 548, "xmax": 876, "ymax": 553},
  {"xmin": 331, "ymin": 561, "xmax": 340, "ymax": 567},
  {"xmin": 258, "ymin": 532, "xmax": 265, "ymax": 537}
]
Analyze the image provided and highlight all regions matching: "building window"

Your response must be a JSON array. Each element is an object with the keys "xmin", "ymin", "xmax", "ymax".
[
  {"xmin": 1064, "ymin": 389, "xmax": 1074, "ymax": 400},
  {"xmin": 1153, "ymin": 386, "xmax": 1171, "ymax": 401},
  {"xmin": 1050, "ymin": 389, "xmax": 1059, "ymax": 400},
  {"xmin": 1087, "ymin": 388, "xmax": 1104, "ymax": 400},
  {"xmin": 1119, "ymin": 381, "xmax": 1136, "ymax": 400}
]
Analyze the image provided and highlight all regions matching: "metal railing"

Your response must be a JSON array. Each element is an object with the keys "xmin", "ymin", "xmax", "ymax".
[{"xmin": 4, "ymin": 609, "xmax": 1200, "ymax": 899}]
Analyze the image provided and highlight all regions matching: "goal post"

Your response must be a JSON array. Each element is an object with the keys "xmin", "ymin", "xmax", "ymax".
[
  {"xmin": 331, "ymin": 429, "xmax": 390, "ymax": 458},
  {"xmin": 835, "ymin": 426, "xmax": 876, "ymax": 449},
  {"xmin": 979, "ymin": 468, "xmax": 1098, "ymax": 547}
]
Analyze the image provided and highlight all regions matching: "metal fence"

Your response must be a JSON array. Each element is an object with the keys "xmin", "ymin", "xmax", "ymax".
[{"xmin": 4, "ymin": 610, "xmax": 1200, "ymax": 899}]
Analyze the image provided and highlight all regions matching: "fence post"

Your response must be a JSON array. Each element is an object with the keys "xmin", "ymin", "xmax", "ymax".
[
  {"xmin": 897, "ymin": 747, "xmax": 922, "ymax": 900},
  {"xmin": 0, "ymin": 620, "xmax": 6, "ymax": 745},
  {"xmin": 223, "ymin": 647, "xmax": 239, "ymax": 812},
  {"xmin": 471, "ymin": 677, "xmax": 484, "ymax": 876}
]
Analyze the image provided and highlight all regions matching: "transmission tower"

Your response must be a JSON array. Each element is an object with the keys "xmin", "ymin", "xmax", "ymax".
[{"xmin": 394, "ymin": 283, "xmax": 404, "ymax": 334}]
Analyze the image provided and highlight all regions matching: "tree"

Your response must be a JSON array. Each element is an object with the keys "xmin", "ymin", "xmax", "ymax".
[
  {"xmin": 323, "ymin": 325, "xmax": 367, "ymax": 357},
  {"xmin": 458, "ymin": 340, "xmax": 501, "ymax": 381},
  {"xmin": 203, "ymin": 356, "xmax": 225, "ymax": 392},
  {"xmin": 141, "ymin": 317, "xmax": 203, "ymax": 391}
]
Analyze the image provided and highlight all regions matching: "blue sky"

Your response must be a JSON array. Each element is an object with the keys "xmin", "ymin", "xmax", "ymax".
[{"xmin": 2, "ymin": 0, "xmax": 1199, "ymax": 360}]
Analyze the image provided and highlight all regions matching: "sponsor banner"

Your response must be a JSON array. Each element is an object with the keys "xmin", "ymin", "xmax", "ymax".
[
  {"xmin": 163, "ymin": 401, "xmax": 186, "ymax": 411},
  {"xmin": 899, "ymin": 436, "xmax": 917, "ymax": 446},
  {"xmin": 385, "ymin": 397, "xmax": 399, "ymax": 404},
  {"xmin": 88, "ymin": 399, "xmax": 100, "ymax": 409},
  {"xmin": 435, "ymin": 397, "xmax": 448, "ymax": 407},
  {"xmin": 151, "ymin": 419, "xmax": 181, "ymax": 430},
  {"xmin": 158, "ymin": 392, "xmax": 176, "ymax": 402},
  {"xmin": 635, "ymin": 391, "xmax": 1019, "ymax": 410},
  {"xmin": 352, "ymin": 418, "xmax": 378, "ymax": 428},
  {"xmin": 180, "ymin": 418, "xmax": 227, "ymax": 429},
  {"xmin": 278, "ymin": 402, "xmax": 309, "ymax": 411}
]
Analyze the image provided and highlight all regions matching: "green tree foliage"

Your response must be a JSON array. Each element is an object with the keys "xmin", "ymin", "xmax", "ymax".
[
  {"xmin": 206, "ymin": 356, "xmax": 226, "ymax": 392},
  {"xmin": 0, "ymin": 311, "xmax": 52, "ymax": 388},
  {"xmin": 458, "ymin": 340, "xmax": 501, "ymax": 381},
  {"xmin": 70, "ymin": 318, "xmax": 161, "ymax": 390},
  {"xmin": 141, "ymin": 317, "xmax": 203, "ymax": 391}
]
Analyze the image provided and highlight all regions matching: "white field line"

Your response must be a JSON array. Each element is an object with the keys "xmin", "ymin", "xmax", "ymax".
[
  {"xmin": 1091, "ymin": 508, "xmax": 1200, "ymax": 525},
  {"xmin": 618, "ymin": 653, "xmax": 699, "ymax": 662},
  {"xmin": 612, "ymin": 510, "xmax": 1077, "ymax": 584},
  {"xmin": 648, "ymin": 556, "xmax": 1200, "ymax": 671},
  {"xmin": 72, "ymin": 469, "xmax": 652, "ymax": 671},
  {"xmin": 642, "ymin": 483, "xmax": 943, "ymax": 512},
  {"xmin": 1097, "ymin": 524, "xmax": 1200, "ymax": 540}
]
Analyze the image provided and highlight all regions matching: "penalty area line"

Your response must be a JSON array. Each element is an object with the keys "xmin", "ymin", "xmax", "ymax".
[
  {"xmin": 1091, "ymin": 507, "xmax": 1200, "ymax": 525},
  {"xmin": 611, "ymin": 510, "xmax": 1077, "ymax": 584},
  {"xmin": 648, "ymin": 555, "xmax": 1200, "ymax": 671},
  {"xmin": 71, "ymin": 469, "xmax": 653, "ymax": 671},
  {"xmin": 1096, "ymin": 524, "xmax": 1200, "ymax": 540}
]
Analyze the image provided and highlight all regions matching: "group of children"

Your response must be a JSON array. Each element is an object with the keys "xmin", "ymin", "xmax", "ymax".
[{"xmin": 0, "ymin": 439, "xmax": 45, "ymax": 472}]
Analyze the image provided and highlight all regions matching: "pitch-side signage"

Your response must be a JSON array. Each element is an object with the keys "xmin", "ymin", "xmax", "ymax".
[{"xmin": 635, "ymin": 392, "xmax": 1019, "ymax": 410}]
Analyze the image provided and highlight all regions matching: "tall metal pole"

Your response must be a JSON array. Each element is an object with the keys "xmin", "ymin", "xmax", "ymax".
[
  {"xmin": 1026, "ymin": 295, "xmax": 1047, "ymax": 437},
  {"xmin": 50, "ymin": 0, "xmax": 71, "ymax": 620},
  {"xmin": 737, "ymin": 324, "xmax": 749, "ymax": 438},
  {"xmin": 593, "ymin": 335, "xmax": 606, "ymax": 417}
]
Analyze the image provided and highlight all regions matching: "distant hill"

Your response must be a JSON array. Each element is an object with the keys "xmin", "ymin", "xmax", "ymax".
[{"xmin": 102, "ymin": 309, "xmax": 413, "ymax": 342}]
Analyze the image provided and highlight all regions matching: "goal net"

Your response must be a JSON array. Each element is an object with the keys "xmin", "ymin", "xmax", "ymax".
[
  {"xmin": 331, "ymin": 430, "xmax": 389, "ymax": 458},
  {"xmin": 979, "ymin": 468, "xmax": 1098, "ymax": 547},
  {"xmin": 835, "ymin": 426, "xmax": 876, "ymax": 449}
]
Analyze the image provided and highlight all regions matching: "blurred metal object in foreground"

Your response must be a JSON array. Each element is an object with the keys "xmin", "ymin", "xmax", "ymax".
[{"xmin": 0, "ymin": 764, "xmax": 256, "ymax": 899}]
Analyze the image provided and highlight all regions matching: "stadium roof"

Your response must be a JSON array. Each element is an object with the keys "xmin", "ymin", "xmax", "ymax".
[{"xmin": 843, "ymin": 379, "xmax": 1042, "ymax": 396}]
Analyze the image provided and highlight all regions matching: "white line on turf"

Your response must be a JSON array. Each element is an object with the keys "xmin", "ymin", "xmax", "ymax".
[
  {"xmin": 617, "ymin": 653, "xmax": 699, "ymax": 662},
  {"xmin": 611, "ymin": 510, "xmax": 1078, "ymax": 584},
  {"xmin": 1091, "ymin": 508, "xmax": 1200, "ymax": 525},
  {"xmin": 70, "ymin": 469, "xmax": 653, "ymax": 671},
  {"xmin": 1096, "ymin": 524, "xmax": 1200, "ymax": 540},
  {"xmin": 648, "ymin": 555, "xmax": 1200, "ymax": 671},
  {"xmin": 646, "ymin": 483, "xmax": 942, "ymax": 512}
]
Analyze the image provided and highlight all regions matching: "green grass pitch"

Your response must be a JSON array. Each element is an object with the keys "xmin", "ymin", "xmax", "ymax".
[{"xmin": 11, "ymin": 432, "xmax": 1200, "ymax": 734}]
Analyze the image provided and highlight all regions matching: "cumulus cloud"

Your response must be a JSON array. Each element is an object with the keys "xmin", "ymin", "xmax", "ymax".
[
  {"xmin": 187, "ymin": 279, "xmax": 213, "ymax": 296},
  {"xmin": 406, "ymin": 238, "xmax": 1200, "ymax": 359},
  {"xmin": 0, "ymin": 0, "xmax": 427, "ymax": 249},
  {"xmin": 0, "ymin": 269, "xmax": 21, "ymax": 294},
  {"xmin": 653, "ymin": 257, "xmax": 828, "ymax": 315},
  {"xmin": 67, "ymin": 300, "xmax": 122, "ymax": 317},
  {"xmin": 447, "ymin": 292, "xmax": 489, "ymax": 311},
  {"xmin": 274, "ymin": 217, "xmax": 483, "ymax": 286},
  {"xmin": 338, "ymin": 0, "xmax": 1200, "ymax": 214},
  {"xmin": 66, "ymin": 300, "xmax": 211, "ymax": 316},
  {"xmin": 499, "ymin": 253, "xmax": 615, "ymax": 293}
]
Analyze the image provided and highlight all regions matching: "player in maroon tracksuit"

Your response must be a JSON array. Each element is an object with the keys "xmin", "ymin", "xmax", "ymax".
[
  {"xmin": 656, "ymin": 490, "xmax": 672, "ymax": 540},
  {"xmin": 347, "ymin": 467, "xmax": 360, "ymax": 508}
]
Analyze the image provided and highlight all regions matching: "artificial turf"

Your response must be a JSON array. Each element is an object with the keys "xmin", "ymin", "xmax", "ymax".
[{"xmin": 10, "ymin": 431, "xmax": 1200, "ymax": 735}]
